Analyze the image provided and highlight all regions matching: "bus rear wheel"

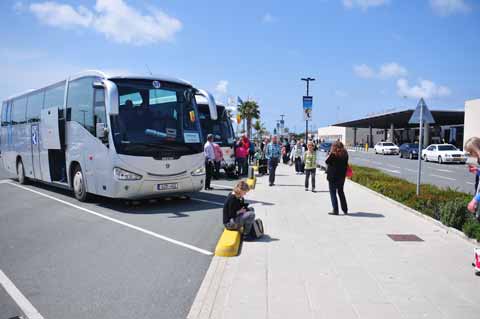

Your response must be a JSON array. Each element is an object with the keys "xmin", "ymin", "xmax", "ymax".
[
  {"xmin": 73, "ymin": 166, "xmax": 89, "ymax": 202},
  {"xmin": 17, "ymin": 160, "xmax": 27, "ymax": 185}
]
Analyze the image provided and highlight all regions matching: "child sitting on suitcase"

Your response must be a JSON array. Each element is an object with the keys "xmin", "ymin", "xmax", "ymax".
[{"xmin": 223, "ymin": 181, "xmax": 256, "ymax": 240}]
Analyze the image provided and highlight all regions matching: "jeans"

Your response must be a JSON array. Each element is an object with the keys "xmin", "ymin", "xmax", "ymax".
[
  {"xmin": 234, "ymin": 209, "xmax": 256, "ymax": 235},
  {"xmin": 475, "ymin": 174, "xmax": 479, "ymax": 194},
  {"xmin": 214, "ymin": 161, "xmax": 221, "ymax": 179},
  {"xmin": 205, "ymin": 160, "xmax": 214, "ymax": 189},
  {"xmin": 305, "ymin": 168, "xmax": 316, "ymax": 190},
  {"xmin": 268, "ymin": 158, "xmax": 279, "ymax": 185},
  {"xmin": 237, "ymin": 158, "xmax": 246, "ymax": 176},
  {"xmin": 328, "ymin": 179, "xmax": 348, "ymax": 213},
  {"xmin": 294, "ymin": 157, "xmax": 302, "ymax": 173}
]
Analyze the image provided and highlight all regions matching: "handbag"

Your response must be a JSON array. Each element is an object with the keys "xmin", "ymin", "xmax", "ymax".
[{"xmin": 346, "ymin": 165, "xmax": 353, "ymax": 178}]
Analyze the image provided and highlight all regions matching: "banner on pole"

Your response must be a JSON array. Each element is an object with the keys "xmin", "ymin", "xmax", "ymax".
[{"xmin": 303, "ymin": 96, "xmax": 313, "ymax": 120}]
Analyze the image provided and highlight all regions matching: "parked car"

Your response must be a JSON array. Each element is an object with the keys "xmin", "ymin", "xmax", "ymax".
[
  {"xmin": 318, "ymin": 142, "xmax": 332, "ymax": 153},
  {"xmin": 421, "ymin": 144, "xmax": 467, "ymax": 164},
  {"xmin": 399, "ymin": 143, "xmax": 420, "ymax": 159},
  {"xmin": 374, "ymin": 142, "xmax": 399, "ymax": 155}
]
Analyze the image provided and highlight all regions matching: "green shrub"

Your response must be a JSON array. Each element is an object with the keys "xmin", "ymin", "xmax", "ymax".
[
  {"xmin": 463, "ymin": 218, "xmax": 479, "ymax": 238},
  {"xmin": 439, "ymin": 199, "xmax": 469, "ymax": 230}
]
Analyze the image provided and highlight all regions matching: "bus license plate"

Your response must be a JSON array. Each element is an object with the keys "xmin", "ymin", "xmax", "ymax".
[{"xmin": 156, "ymin": 183, "xmax": 178, "ymax": 191}]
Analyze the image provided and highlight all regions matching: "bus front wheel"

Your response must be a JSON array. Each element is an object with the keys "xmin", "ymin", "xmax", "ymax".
[
  {"xmin": 17, "ymin": 160, "xmax": 27, "ymax": 185},
  {"xmin": 73, "ymin": 166, "xmax": 89, "ymax": 202}
]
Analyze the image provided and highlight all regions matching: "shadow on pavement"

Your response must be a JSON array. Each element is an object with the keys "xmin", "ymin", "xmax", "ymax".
[
  {"xmin": 255, "ymin": 234, "xmax": 279, "ymax": 243},
  {"xmin": 347, "ymin": 212, "xmax": 385, "ymax": 218}
]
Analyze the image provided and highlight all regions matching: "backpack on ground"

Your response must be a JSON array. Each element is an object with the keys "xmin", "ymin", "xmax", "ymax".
[{"xmin": 249, "ymin": 218, "xmax": 264, "ymax": 239}]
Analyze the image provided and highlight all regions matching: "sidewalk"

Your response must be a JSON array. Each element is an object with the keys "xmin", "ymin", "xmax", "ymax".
[{"xmin": 188, "ymin": 164, "xmax": 480, "ymax": 319}]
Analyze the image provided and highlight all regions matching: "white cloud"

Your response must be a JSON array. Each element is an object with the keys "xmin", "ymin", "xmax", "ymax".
[
  {"xmin": 262, "ymin": 13, "xmax": 275, "ymax": 23},
  {"xmin": 342, "ymin": 0, "xmax": 389, "ymax": 10},
  {"xmin": 28, "ymin": 0, "xmax": 182, "ymax": 45},
  {"xmin": 13, "ymin": 1, "xmax": 26, "ymax": 13},
  {"xmin": 353, "ymin": 64, "xmax": 375, "ymax": 78},
  {"xmin": 378, "ymin": 62, "xmax": 408, "ymax": 78},
  {"xmin": 30, "ymin": 2, "xmax": 93, "ymax": 28},
  {"xmin": 354, "ymin": 62, "xmax": 408, "ymax": 79},
  {"xmin": 215, "ymin": 80, "xmax": 229, "ymax": 95},
  {"xmin": 429, "ymin": 0, "xmax": 470, "ymax": 16},
  {"xmin": 396, "ymin": 78, "xmax": 452, "ymax": 99}
]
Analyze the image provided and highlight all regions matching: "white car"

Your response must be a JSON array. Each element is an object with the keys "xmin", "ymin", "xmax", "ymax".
[
  {"xmin": 421, "ymin": 144, "xmax": 467, "ymax": 164},
  {"xmin": 374, "ymin": 142, "xmax": 399, "ymax": 155}
]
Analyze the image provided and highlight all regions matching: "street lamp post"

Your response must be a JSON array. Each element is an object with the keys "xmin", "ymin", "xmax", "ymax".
[{"xmin": 301, "ymin": 77, "xmax": 315, "ymax": 143}]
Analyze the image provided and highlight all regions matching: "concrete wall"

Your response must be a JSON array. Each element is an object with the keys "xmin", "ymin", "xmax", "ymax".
[
  {"xmin": 464, "ymin": 99, "xmax": 480, "ymax": 148},
  {"xmin": 317, "ymin": 126, "xmax": 384, "ymax": 146}
]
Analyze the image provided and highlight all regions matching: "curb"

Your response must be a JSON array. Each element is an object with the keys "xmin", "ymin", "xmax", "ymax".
[{"xmin": 347, "ymin": 179, "xmax": 479, "ymax": 246}]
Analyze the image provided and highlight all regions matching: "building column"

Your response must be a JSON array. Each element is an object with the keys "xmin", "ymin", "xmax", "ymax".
[
  {"xmin": 353, "ymin": 127, "xmax": 357, "ymax": 146},
  {"xmin": 384, "ymin": 128, "xmax": 388, "ymax": 141},
  {"xmin": 423, "ymin": 123, "xmax": 430, "ymax": 146},
  {"xmin": 369, "ymin": 126, "xmax": 373, "ymax": 146},
  {"xmin": 389, "ymin": 123, "xmax": 395, "ymax": 142}
]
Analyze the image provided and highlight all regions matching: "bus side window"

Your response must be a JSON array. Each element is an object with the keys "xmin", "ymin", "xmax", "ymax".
[
  {"xmin": 11, "ymin": 97, "xmax": 27, "ymax": 125},
  {"xmin": 67, "ymin": 77, "xmax": 95, "ymax": 135},
  {"xmin": 1, "ymin": 102, "xmax": 6, "ymax": 127}
]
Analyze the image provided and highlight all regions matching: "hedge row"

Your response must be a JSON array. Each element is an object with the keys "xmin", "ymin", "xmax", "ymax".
[{"xmin": 350, "ymin": 165, "xmax": 480, "ymax": 241}]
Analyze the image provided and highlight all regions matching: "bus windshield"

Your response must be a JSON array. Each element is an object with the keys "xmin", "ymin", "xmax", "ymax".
[
  {"xmin": 198, "ymin": 105, "xmax": 235, "ymax": 146},
  {"xmin": 111, "ymin": 80, "xmax": 203, "ymax": 157}
]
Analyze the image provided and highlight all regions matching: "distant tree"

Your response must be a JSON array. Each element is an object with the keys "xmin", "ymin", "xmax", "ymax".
[
  {"xmin": 252, "ymin": 120, "xmax": 266, "ymax": 140},
  {"xmin": 237, "ymin": 100, "xmax": 260, "ymax": 138}
]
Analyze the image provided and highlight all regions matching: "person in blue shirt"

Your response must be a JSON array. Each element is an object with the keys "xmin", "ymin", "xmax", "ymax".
[
  {"xmin": 465, "ymin": 137, "xmax": 480, "ymax": 218},
  {"xmin": 265, "ymin": 135, "xmax": 281, "ymax": 186}
]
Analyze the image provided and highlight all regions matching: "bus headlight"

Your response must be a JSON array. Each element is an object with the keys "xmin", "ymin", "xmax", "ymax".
[
  {"xmin": 113, "ymin": 167, "xmax": 142, "ymax": 180},
  {"xmin": 191, "ymin": 166, "xmax": 206, "ymax": 176}
]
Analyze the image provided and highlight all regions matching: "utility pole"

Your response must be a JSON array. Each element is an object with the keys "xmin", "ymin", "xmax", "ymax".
[
  {"xmin": 301, "ymin": 77, "xmax": 315, "ymax": 143},
  {"xmin": 280, "ymin": 114, "xmax": 285, "ymax": 137}
]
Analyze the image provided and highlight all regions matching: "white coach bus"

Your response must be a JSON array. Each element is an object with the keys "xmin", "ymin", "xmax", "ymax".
[
  {"xmin": 196, "ymin": 96, "xmax": 237, "ymax": 176},
  {"xmin": 0, "ymin": 70, "xmax": 217, "ymax": 201}
]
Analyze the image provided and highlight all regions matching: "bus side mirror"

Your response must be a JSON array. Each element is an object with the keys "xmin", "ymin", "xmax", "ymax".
[{"xmin": 96, "ymin": 122, "xmax": 108, "ymax": 139}]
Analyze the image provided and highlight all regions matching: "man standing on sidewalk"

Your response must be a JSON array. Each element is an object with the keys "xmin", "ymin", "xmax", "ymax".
[
  {"xmin": 266, "ymin": 135, "xmax": 281, "ymax": 186},
  {"xmin": 204, "ymin": 134, "xmax": 215, "ymax": 190}
]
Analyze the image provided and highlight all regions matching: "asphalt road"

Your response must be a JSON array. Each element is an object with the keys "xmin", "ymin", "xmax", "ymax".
[
  {"xmin": 348, "ymin": 150, "xmax": 477, "ymax": 194},
  {"xmin": 0, "ymin": 164, "xmax": 242, "ymax": 319}
]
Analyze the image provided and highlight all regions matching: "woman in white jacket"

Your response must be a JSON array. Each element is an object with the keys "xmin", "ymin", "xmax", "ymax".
[{"xmin": 290, "ymin": 140, "xmax": 305, "ymax": 174}]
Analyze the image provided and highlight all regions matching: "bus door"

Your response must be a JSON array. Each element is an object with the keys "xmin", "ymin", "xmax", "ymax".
[
  {"xmin": 30, "ymin": 124, "xmax": 42, "ymax": 179},
  {"xmin": 41, "ymin": 106, "xmax": 64, "ymax": 182}
]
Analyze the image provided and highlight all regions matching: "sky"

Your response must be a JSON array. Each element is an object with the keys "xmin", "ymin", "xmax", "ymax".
[{"xmin": 1, "ymin": 0, "xmax": 479, "ymax": 133}]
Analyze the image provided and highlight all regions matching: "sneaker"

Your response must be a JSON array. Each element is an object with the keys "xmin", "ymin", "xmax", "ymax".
[
  {"xmin": 328, "ymin": 211, "xmax": 339, "ymax": 215},
  {"xmin": 305, "ymin": 188, "xmax": 308, "ymax": 191},
  {"xmin": 343, "ymin": 211, "xmax": 348, "ymax": 215},
  {"xmin": 311, "ymin": 189, "xmax": 315, "ymax": 193}
]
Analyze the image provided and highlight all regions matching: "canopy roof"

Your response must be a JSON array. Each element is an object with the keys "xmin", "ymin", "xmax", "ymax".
[{"xmin": 333, "ymin": 109, "xmax": 464, "ymax": 128}]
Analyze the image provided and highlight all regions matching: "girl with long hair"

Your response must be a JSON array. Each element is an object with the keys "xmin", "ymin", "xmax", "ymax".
[{"xmin": 325, "ymin": 141, "xmax": 349, "ymax": 215}]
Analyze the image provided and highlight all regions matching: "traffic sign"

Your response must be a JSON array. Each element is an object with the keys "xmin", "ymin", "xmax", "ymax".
[{"xmin": 409, "ymin": 98, "xmax": 435, "ymax": 124}]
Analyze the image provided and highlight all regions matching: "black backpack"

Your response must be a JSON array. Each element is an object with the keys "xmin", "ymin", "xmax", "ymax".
[{"xmin": 249, "ymin": 218, "xmax": 264, "ymax": 239}]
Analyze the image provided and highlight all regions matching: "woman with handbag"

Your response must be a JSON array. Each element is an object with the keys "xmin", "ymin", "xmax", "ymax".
[{"xmin": 325, "ymin": 141, "xmax": 349, "ymax": 215}]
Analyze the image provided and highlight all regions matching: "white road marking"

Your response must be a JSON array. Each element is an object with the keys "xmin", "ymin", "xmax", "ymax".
[
  {"xmin": 191, "ymin": 197, "xmax": 224, "ymax": 206},
  {"xmin": 387, "ymin": 164, "xmax": 401, "ymax": 169},
  {"xmin": 210, "ymin": 183, "xmax": 233, "ymax": 190},
  {"xmin": 0, "ymin": 269, "xmax": 45, "ymax": 319},
  {"xmin": 379, "ymin": 168, "xmax": 401, "ymax": 174},
  {"xmin": 0, "ymin": 179, "xmax": 10, "ymax": 184},
  {"xmin": 5, "ymin": 182, "xmax": 213, "ymax": 256},
  {"xmin": 405, "ymin": 168, "xmax": 417, "ymax": 173},
  {"xmin": 430, "ymin": 174, "xmax": 456, "ymax": 181},
  {"xmin": 435, "ymin": 169, "xmax": 453, "ymax": 173},
  {"xmin": 467, "ymin": 182, "xmax": 475, "ymax": 185}
]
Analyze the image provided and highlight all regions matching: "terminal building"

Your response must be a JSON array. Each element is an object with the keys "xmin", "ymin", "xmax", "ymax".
[{"xmin": 317, "ymin": 99, "xmax": 479, "ymax": 149}]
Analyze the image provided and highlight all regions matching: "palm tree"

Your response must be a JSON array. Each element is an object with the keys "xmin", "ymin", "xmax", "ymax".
[
  {"xmin": 252, "ymin": 120, "xmax": 266, "ymax": 139},
  {"xmin": 237, "ymin": 100, "xmax": 260, "ymax": 138}
]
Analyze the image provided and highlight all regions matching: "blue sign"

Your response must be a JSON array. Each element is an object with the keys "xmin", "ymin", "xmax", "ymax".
[
  {"xmin": 303, "ymin": 96, "xmax": 313, "ymax": 120},
  {"xmin": 303, "ymin": 96, "xmax": 313, "ymax": 109},
  {"xmin": 32, "ymin": 125, "xmax": 39, "ymax": 145}
]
